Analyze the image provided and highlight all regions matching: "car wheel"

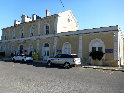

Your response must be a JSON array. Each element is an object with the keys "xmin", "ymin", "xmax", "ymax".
[
  {"xmin": 47, "ymin": 61, "xmax": 52, "ymax": 67},
  {"xmin": 64, "ymin": 62, "xmax": 70, "ymax": 69}
]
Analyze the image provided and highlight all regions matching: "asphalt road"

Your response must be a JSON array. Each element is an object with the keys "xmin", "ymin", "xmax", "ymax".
[{"xmin": 0, "ymin": 61, "xmax": 124, "ymax": 93}]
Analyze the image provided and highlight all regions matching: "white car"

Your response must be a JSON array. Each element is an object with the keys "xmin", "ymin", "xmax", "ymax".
[
  {"xmin": 47, "ymin": 54, "xmax": 81, "ymax": 68},
  {"xmin": 12, "ymin": 55, "xmax": 33, "ymax": 62}
]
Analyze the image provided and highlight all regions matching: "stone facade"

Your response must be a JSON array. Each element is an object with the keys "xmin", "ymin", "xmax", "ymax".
[{"xmin": 0, "ymin": 10, "xmax": 124, "ymax": 66}]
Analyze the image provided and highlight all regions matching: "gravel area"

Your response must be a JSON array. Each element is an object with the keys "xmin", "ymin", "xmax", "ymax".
[{"xmin": 0, "ymin": 61, "xmax": 124, "ymax": 93}]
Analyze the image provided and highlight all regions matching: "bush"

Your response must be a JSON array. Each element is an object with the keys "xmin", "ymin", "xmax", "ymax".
[{"xmin": 89, "ymin": 51, "xmax": 104, "ymax": 60}]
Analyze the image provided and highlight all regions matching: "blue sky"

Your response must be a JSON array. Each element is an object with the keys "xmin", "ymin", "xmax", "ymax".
[{"xmin": 0, "ymin": 0, "xmax": 124, "ymax": 39}]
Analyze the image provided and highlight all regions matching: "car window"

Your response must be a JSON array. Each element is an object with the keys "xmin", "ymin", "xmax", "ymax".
[
  {"xmin": 55, "ymin": 55, "xmax": 61, "ymax": 58},
  {"xmin": 60, "ymin": 54, "xmax": 65, "ymax": 58}
]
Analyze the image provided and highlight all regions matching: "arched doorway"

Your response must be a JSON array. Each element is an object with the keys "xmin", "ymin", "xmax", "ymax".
[
  {"xmin": 42, "ymin": 43, "xmax": 50, "ymax": 60},
  {"xmin": 89, "ymin": 38, "xmax": 105, "ymax": 53},
  {"xmin": 89, "ymin": 38, "xmax": 105, "ymax": 65},
  {"xmin": 62, "ymin": 42, "xmax": 71, "ymax": 54},
  {"xmin": 20, "ymin": 45, "xmax": 23, "ymax": 54}
]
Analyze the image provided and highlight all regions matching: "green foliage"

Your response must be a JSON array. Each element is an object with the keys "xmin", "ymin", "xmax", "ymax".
[{"xmin": 89, "ymin": 51, "xmax": 104, "ymax": 60}]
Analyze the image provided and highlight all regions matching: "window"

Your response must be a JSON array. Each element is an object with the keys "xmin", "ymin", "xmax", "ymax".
[
  {"xmin": 44, "ymin": 43, "xmax": 49, "ymax": 47},
  {"xmin": 44, "ymin": 24, "xmax": 50, "ymax": 35},
  {"xmin": 92, "ymin": 47, "xmax": 96, "ymax": 52},
  {"xmin": 89, "ymin": 38, "xmax": 105, "ymax": 53},
  {"xmin": 92, "ymin": 47, "xmax": 103, "ymax": 52},
  {"xmin": 30, "ymin": 27, "xmax": 34, "ymax": 37},
  {"xmin": 20, "ymin": 29, "xmax": 24, "ymax": 38},
  {"xmin": 46, "ymin": 25, "xmax": 49, "ymax": 34},
  {"xmin": 4, "ymin": 35, "xmax": 6, "ymax": 40},
  {"xmin": 47, "ymin": 51, "xmax": 49, "ymax": 56},
  {"xmin": 98, "ymin": 47, "xmax": 102, "ymax": 52},
  {"xmin": 29, "ymin": 45, "xmax": 33, "ymax": 52},
  {"xmin": 12, "ymin": 30, "xmax": 15, "ymax": 39},
  {"xmin": 62, "ymin": 42, "xmax": 71, "ymax": 54},
  {"xmin": 21, "ymin": 33, "xmax": 24, "ymax": 38},
  {"xmin": 68, "ymin": 18, "xmax": 70, "ymax": 22},
  {"xmin": 3, "ymin": 32, "xmax": 7, "ymax": 40},
  {"xmin": 20, "ymin": 45, "xmax": 23, "ymax": 54}
]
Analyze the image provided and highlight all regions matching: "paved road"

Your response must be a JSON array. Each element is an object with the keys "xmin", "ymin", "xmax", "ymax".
[{"xmin": 0, "ymin": 61, "xmax": 124, "ymax": 93}]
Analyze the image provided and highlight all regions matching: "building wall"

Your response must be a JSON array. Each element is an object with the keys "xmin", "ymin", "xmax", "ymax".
[
  {"xmin": 56, "ymin": 35, "xmax": 79, "ymax": 54},
  {"xmin": 54, "ymin": 31, "xmax": 119, "ymax": 66},
  {"xmin": 0, "ymin": 27, "xmax": 123, "ymax": 66},
  {"xmin": 57, "ymin": 10, "xmax": 78, "ymax": 33},
  {"xmin": 82, "ymin": 32, "xmax": 118, "ymax": 66}
]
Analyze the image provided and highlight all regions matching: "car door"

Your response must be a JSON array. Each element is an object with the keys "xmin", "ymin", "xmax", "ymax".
[
  {"xmin": 21, "ymin": 56, "xmax": 26, "ymax": 61},
  {"xmin": 16, "ymin": 56, "xmax": 20, "ymax": 61},
  {"xmin": 55, "ymin": 54, "xmax": 65, "ymax": 64},
  {"xmin": 52, "ymin": 55, "xmax": 62, "ymax": 64},
  {"xmin": 18, "ymin": 55, "xmax": 23, "ymax": 61}
]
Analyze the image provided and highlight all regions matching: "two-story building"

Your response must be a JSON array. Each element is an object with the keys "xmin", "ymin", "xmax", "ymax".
[{"xmin": 0, "ymin": 10, "xmax": 124, "ymax": 66}]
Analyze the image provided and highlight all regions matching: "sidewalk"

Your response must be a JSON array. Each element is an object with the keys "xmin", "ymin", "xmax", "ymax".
[
  {"xmin": 34, "ymin": 60, "xmax": 124, "ymax": 72},
  {"xmin": 82, "ymin": 66, "xmax": 124, "ymax": 72}
]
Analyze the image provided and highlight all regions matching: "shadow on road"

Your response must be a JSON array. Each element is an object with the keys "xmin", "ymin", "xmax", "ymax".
[{"xmin": 0, "ymin": 59, "xmax": 66, "ymax": 69}]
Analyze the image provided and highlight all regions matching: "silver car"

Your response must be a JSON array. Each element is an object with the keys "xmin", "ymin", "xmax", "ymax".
[
  {"xmin": 12, "ymin": 54, "xmax": 33, "ymax": 62},
  {"xmin": 47, "ymin": 54, "xmax": 81, "ymax": 68}
]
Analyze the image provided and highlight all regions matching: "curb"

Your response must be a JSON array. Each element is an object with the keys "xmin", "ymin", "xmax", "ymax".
[{"xmin": 82, "ymin": 66, "xmax": 124, "ymax": 72}]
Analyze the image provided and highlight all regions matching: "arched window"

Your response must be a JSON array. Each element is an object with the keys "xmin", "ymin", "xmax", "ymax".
[
  {"xmin": 20, "ymin": 45, "xmax": 23, "ymax": 54},
  {"xmin": 20, "ymin": 28, "xmax": 24, "ymax": 38},
  {"xmin": 44, "ymin": 43, "xmax": 49, "ymax": 47},
  {"xmin": 62, "ymin": 42, "xmax": 71, "ymax": 54},
  {"xmin": 3, "ymin": 32, "xmax": 7, "ymax": 40},
  {"xmin": 30, "ymin": 26, "xmax": 34, "ymax": 37},
  {"xmin": 29, "ymin": 45, "xmax": 33, "ymax": 56},
  {"xmin": 4, "ymin": 35, "xmax": 6, "ymax": 40},
  {"xmin": 12, "ymin": 30, "xmax": 15, "ymax": 39},
  {"xmin": 89, "ymin": 38, "xmax": 105, "ymax": 53},
  {"xmin": 44, "ymin": 24, "xmax": 50, "ymax": 35}
]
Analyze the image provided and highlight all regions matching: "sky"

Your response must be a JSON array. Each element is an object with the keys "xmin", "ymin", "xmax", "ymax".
[{"xmin": 0, "ymin": 0, "xmax": 124, "ymax": 40}]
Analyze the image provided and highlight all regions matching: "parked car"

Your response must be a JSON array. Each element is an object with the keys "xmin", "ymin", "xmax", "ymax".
[
  {"xmin": 12, "ymin": 54, "xmax": 33, "ymax": 62},
  {"xmin": 47, "ymin": 54, "xmax": 81, "ymax": 68}
]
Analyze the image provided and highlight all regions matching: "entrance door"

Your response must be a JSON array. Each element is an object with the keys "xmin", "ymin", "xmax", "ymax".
[
  {"xmin": 62, "ymin": 42, "xmax": 71, "ymax": 54},
  {"xmin": 20, "ymin": 45, "xmax": 23, "ymax": 54},
  {"xmin": 43, "ymin": 43, "xmax": 50, "ymax": 61}
]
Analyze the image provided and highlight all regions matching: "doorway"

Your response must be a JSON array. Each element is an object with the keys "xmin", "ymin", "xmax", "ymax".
[{"xmin": 43, "ymin": 43, "xmax": 50, "ymax": 60}]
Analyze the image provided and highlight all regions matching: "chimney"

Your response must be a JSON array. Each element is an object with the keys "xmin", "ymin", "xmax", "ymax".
[
  {"xmin": 32, "ymin": 14, "xmax": 37, "ymax": 21},
  {"xmin": 14, "ymin": 20, "xmax": 21, "ymax": 26},
  {"xmin": 46, "ymin": 9, "xmax": 50, "ymax": 17},
  {"xmin": 21, "ymin": 15, "xmax": 26, "ymax": 23},
  {"xmin": 21, "ymin": 14, "xmax": 32, "ymax": 23}
]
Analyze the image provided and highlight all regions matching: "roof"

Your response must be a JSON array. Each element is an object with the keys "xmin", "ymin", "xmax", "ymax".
[{"xmin": 2, "ymin": 14, "xmax": 59, "ymax": 30}]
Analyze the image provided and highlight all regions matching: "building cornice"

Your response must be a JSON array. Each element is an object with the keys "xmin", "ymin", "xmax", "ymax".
[
  {"xmin": 0, "ymin": 25, "xmax": 119, "ymax": 43},
  {"xmin": 2, "ymin": 14, "xmax": 58, "ymax": 30}
]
